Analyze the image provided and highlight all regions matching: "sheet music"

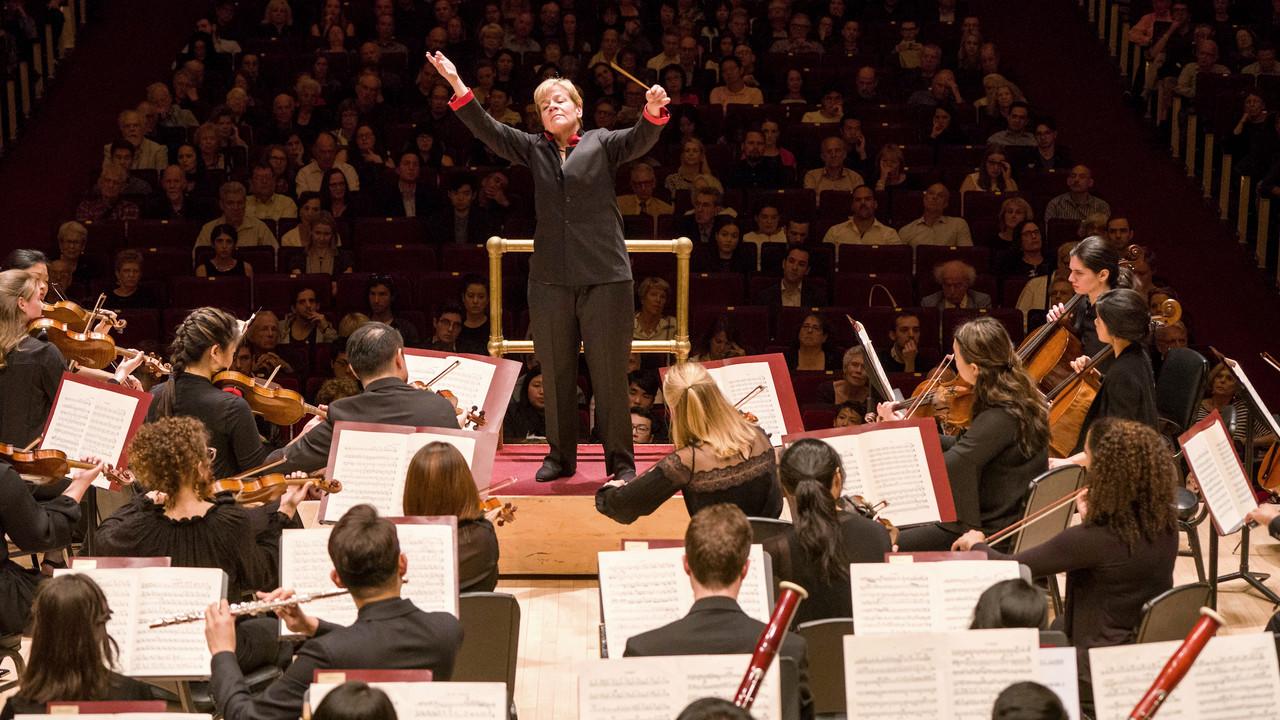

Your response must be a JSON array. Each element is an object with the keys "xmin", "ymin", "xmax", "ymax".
[
  {"xmin": 597, "ymin": 546, "xmax": 769, "ymax": 657},
  {"xmin": 854, "ymin": 320, "xmax": 898, "ymax": 402},
  {"xmin": 19, "ymin": 715, "xmax": 211, "ymax": 720},
  {"xmin": 1182, "ymin": 417, "xmax": 1257, "ymax": 534},
  {"xmin": 1225, "ymin": 358, "xmax": 1280, "ymax": 439},
  {"xmin": 58, "ymin": 567, "xmax": 223, "ymax": 677},
  {"xmin": 844, "ymin": 629, "xmax": 1038, "ymax": 720},
  {"xmin": 578, "ymin": 654, "xmax": 781, "ymax": 720},
  {"xmin": 849, "ymin": 426, "xmax": 941, "ymax": 526},
  {"xmin": 1037, "ymin": 647, "xmax": 1081, "ymax": 720},
  {"xmin": 706, "ymin": 362, "xmax": 788, "ymax": 446},
  {"xmin": 311, "ymin": 682, "xmax": 507, "ymax": 720},
  {"xmin": 1090, "ymin": 633, "xmax": 1280, "ymax": 720},
  {"xmin": 325, "ymin": 429, "xmax": 479, "ymax": 518},
  {"xmin": 850, "ymin": 561, "xmax": 1021, "ymax": 634},
  {"xmin": 42, "ymin": 377, "xmax": 141, "ymax": 478},
  {"xmin": 281, "ymin": 528, "xmax": 357, "ymax": 630},
  {"xmin": 403, "ymin": 354, "xmax": 498, "ymax": 427},
  {"xmin": 396, "ymin": 522, "xmax": 460, "ymax": 616}
]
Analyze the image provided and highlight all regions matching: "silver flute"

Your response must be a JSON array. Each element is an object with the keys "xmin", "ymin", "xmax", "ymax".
[{"xmin": 148, "ymin": 588, "xmax": 351, "ymax": 628}]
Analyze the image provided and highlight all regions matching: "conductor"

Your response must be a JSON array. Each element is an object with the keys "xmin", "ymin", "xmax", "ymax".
[{"xmin": 427, "ymin": 51, "xmax": 670, "ymax": 483}]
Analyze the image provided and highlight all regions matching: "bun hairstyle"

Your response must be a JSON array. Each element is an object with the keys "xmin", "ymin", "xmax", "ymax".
[
  {"xmin": 1095, "ymin": 288, "xmax": 1151, "ymax": 344},
  {"xmin": 1070, "ymin": 235, "xmax": 1133, "ymax": 290},
  {"xmin": 778, "ymin": 439, "xmax": 849, "ymax": 584},
  {"xmin": 157, "ymin": 307, "xmax": 241, "ymax": 416}
]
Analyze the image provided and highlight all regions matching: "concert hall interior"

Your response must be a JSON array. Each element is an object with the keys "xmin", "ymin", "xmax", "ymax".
[{"xmin": 4, "ymin": 0, "xmax": 1280, "ymax": 719}]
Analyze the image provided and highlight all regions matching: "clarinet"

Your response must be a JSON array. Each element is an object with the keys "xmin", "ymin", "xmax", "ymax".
[
  {"xmin": 1128, "ymin": 606, "xmax": 1226, "ymax": 719},
  {"xmin": 733, "ymin": 581, "xmax": 809, "ymax": 711},
  {"xmin": 147, "ymin": 588, "xmax": 351, "ymax": 628}
]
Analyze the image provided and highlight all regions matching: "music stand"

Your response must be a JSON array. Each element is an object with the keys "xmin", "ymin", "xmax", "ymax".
[{"xmin": 1207, "ymin": 357, "xmax": 1280, "ymax": 606}]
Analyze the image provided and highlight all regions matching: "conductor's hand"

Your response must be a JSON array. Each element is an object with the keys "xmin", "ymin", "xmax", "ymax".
[
  {"xmin": 204, "ymin": 600, "xmax": 237, "ymax": 655},
  {"xmin": 425, "ymin": 51, "xmax": 466, "ymax": 95},
  {"xmin": 645, "ymin": 84, "xmax": 670, "ymax": 117}
]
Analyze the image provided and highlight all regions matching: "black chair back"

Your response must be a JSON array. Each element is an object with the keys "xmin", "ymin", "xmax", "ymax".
[
  {"xmin": 749, "ymin": 516, "xmax": 792, "ymax": 544},
  {"xmin": 1155, "ymin": 348, "xmax": 1209, "ymax": 434},
  {"xmin": 795, "ymin": 618, "xmax": 854, "ymax": 716},
  {"xmin": 456, "ymin": 592, "xmax": 521, "ymax": 705},
  {"xmin": 1135, "ymin": 582, "xmax": 1212, "ymax": 644},
  {"xmin": 1012, "ymin": 465, "xmax": 1087, "ymax": 555}
]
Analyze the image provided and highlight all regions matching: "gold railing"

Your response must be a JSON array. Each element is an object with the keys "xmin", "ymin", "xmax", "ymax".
[{"xmin": 485, "ymin": 236, "xmax": 693, "ymax": 362}]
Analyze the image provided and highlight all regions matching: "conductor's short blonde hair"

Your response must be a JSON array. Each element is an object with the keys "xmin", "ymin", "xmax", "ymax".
[{"xmin": 533, "ymin": 78, "xmax": 583, "ymax": 114}]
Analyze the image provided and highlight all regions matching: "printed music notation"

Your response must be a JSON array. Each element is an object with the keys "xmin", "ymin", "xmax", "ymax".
[{"xmin": 578, "ymin": 654, "xmax": 781, "ymax": 720}]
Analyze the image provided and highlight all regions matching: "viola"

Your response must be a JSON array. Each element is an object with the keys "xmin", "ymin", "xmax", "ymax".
[
  {"xmin": 213, "ymin": 370, "xmax": 326, "ymax": 426},
  {"xmin": 843, "ymin": 494, "xmax": 898, "ymax": 546},
  {"xmin": 732, "ymin": 384, "xmax": 763, "ymax": 424},
  {"xmin": 410, "ymin": 382, "xmax": 487, "ymax": 430},
  {"xmin": 209, "ymin": 472, "xmax": 342, "ymax": 504},
  {"xmin": 479, "ymin": 497, "xmax": 517, "ymax": 526},
  {"xmin": 884, "ymin": 355, "xmax": 974, "ymax": 433},
  {"xmin": 27, "ymin": 318, "xmax": 170, "ymax": 376},
  {"xmin": 0, "ymin": 442, "xmax": 125, "ymax": 484},
  {"xmin": 41, "ymin": 295, "xmax": 126, "ymax": 332}
]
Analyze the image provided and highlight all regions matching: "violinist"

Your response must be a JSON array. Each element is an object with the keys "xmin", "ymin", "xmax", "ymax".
[
  {"xmin": 954, "ymin": 419, "xmax": 1178, "ymax": 713},
  {"xmin": 402, "ymin": 442, "xmax": 499, "ymax": 593},
  {"xmin": 5, "ymin": 249, "xmax": 49, "ymax": 301},
  {"xmin": 764, "ymin": 439, "xmax": 891, "ymax": 624},
  {"xmin": 878, "ymin": 317, "xmax": 1049, "ymax": 551},
  {"xmin": 596, "ymin": 362, "xmax": 782, "ymax": 524},
  {"xmin": 265, "ymin": 322, "xmax": 458, "ymax": 474},
  {"xmin": 147, "ymin": 307, "xmax": 272, "ymax": 478},
  {"xmin": 1054, "ymin": 288, "xmax": 1158, "ymax": 466},
  {"xmin": 1045, "ymin": 235, "xmax": 1129, "ymax": 358}
]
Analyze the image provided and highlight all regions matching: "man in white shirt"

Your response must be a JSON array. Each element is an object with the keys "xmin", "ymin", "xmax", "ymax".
[
  {"xmin": 194, "ymin": 182, "xmax": 279, "ymax": 252},
  {"xmin": 295, "ymin": 133, "xmax": 361, "ymax": 195},
  {"xmin": 245, "ymin": 164, "xmax": 298, "ymax": 222},
  {"xmin": 708, "ymin": 57, "xmax": 763, "ymax": 107},
  {"xmin": 104, "ymin": 109, "xmax": 168, "ymax": 172},
  {"xmin": 646, "ymin": 31, "xmax": 681, "ymax": 72},
  {"xmin": 801, "ymin": 89, "xmax": 845, "ymax": 124},
  {"xmin": 898, "ymin": 184, "xmax": 973, "ymax": 248},
  {"xmin": 823, "ymin": 185, "xmax": 903, "ymax": 249},
  {"xmin": 803, "ymin": 137, "xmax": 864, "ymax": 196}
]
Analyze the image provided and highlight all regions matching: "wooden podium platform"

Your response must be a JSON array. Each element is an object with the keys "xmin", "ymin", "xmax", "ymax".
[{"xmin": 490, "ymin": 443, "xmax": 690, "ymax": 575}]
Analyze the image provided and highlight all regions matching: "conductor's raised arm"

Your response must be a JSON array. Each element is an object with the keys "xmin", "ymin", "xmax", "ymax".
[
  {"xmin": 426, "ymin": 51, "xmax": 534, "ymax": 167},
  {"xmin": 599, "ymin": 83, "xmax": 672, "ymax": 164}
]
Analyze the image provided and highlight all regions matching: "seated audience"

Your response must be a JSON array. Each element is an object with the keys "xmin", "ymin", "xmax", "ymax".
[
  {"xmin": 245, "ymin": 163, "xmax": 297, "ymax": 222},
  {"xmin": 278, "ymin": 286, "xmax": 338, "ymax": 347},
  {"xmin": 725, "ymin": 129, "xmax": 786, "ymax": 190},
  {"xmin": 286, "ymin": 212, "xmax": 353, "ymax": 283},
  {"xmin": 75, "ymin": 164, "xmax": 141, "ymax": 223},
  {"xmin": 994, "ymin": 197, "xmax": 1034, "ymax": 245},
  {"xmin": 690, "ymin": 316, "xmax": 747, "ymax": 362},
  {"xmin": 403, "ymin": 442, "xmax": 499, "ymax": 592},
  {"xmin": 195, "ymin": 181, "xmax": 279, "ymax": 251},
  {"xmin": 877, "ymin": 311, "xmax": 938, "ymax": 373},
  {"xmin": 427, "ymin": 303, "xmax": 464, "ymax": 351},
  {"xmin": 986, "ymin": 102, "xmax": 1036, "ymax": 147},
  {"xmin": 693, "ymin": 216, "xmax": 754, "ymax": 276},
  {"xmin": 822, "ymin": 185, "xmax": 904, "ymax": 246},
  {"xmin": 922, "ymin": 260, "xmax": 992, "ymax": 309},
  {"xmin": 196, "ymin": 223, "xmax": 255, "ymax": 278},
  {"xmin": 456, "ymin": 276, "xmax": 491, "ymax": 356},
  {"xmin": 752, "ymin": 245, "xmax": 824, "ymax": 308},
  {"xmin": 833, "ymin": 401, "xmax": 863, "ymax": 428},
  {"xmin": 786, "ymin": 313, "xmax": 841, "ymax": 372},
  {"xmin": 429, "ymin": 173, "xmax": 502, "ymax": 244},
  {"xmin": 633, "ymin": 276, "xmax": 677, "ymax": 341},
  {"xmin": 997, "ymin": 221, "xmax": 1054, "ymax": 279},
  {"xmin": 959, "ymin": 146, "xmax": 1019, "ymax": 198},
  {"xmin": 107, "ymin": 249, "xmax": 159, "ymax": 309},
  {"xmin": 618, "ymin": 163, "xmax": 675, "ymax": 219},
  {"xmin": 503, "ymin": 368, "xmax": 548, "ymax": 442},
  {"xmin": 899, "ymin": 184, "xmax": 973, "ymax": 247},
  {"xmin": 364, "ymin": 275, "xmax": 420, "ymax": 347},
  {"xmin": 1044, "ymin": 165, "xmax": 1111, "ymax": 222},
  {"xmin": 1031, "ymin": 117, "xmax": 1073, "ymax": 171},
  {"xmin": 803, "ymin": 137, "xmax": 864, "ymax": 195},
  {"xmin": 818, "ymin": 346, "xmax": 875, "ymax": 406}
]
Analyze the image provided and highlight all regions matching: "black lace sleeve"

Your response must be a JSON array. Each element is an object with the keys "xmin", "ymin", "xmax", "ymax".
[{"xmin": 594, "ymin": 451, "xmax": 690, "ymax": 524}]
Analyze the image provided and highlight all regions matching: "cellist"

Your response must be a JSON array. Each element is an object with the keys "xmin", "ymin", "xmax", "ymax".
[{"xmin": 1045, "ymin": 236, "xmax": 1130, "ymax": 359}]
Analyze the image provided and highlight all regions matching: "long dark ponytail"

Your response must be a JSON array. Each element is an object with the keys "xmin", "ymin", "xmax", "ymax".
[
  {"xmin": 157, "ymin": 307, "xmax": 240, "ymax": 417},
  {"xmin": 778, "ymin": 439, "xmax": 849, "ymax": 584}
]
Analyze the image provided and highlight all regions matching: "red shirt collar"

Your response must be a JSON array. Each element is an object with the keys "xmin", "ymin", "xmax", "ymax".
[{"xmin": 544, "ymin": 131, "xmax": 581, "ymax": 147}]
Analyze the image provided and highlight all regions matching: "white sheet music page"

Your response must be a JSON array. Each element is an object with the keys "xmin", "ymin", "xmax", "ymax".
[
  {"xmin": 848, "ymin": 425, "xmax": 941, "ymax": 526},
  {"xmin": 706, "ymin": 362, "xmax": 787, "ymax": 446},
  {"xmin": 850, "ymin": 561, "xmax": 1021, "ymax": 634},
  {"xmin": 1090, "ymin": 632, "xmax": 1280, "ymax": 720},
  {"xmin": 18, "ymin": 715, "xmax": 211, "ymax": 720},
  {"xmin": 1037, "ymin": 646, "xmax": 1081, "ymax": 720},
  {"xmin": 844, "ymin": 629, "xmax": 1038, "ymax": 720},
  {"xmin": 395, "ymin": 522, "xmax": 460, "ymax": 616},
  {"xmin": 403, "ymin": 354, "xmax": 497, "ymax": 427},
  {"xmin": 1224, "ymin": 358, "xmax": 1280, "ymax": 439},
  {"xmin": 56, "ymin": 566, "xmax": 142, "ymax": 671},
  {"xmin": 42, "ymin": 376, "xmax": 141, "ymax": 480},
  {"xmin": 1181, "ymin": 417, "xmax": 1257, "ymax": 534},
  {"xmin": 327, "ymin": 430, "xmax": 410, "ymax": 518},
  {"xmin": 280, "ymin": 527, "xmax": 357, "ymax": 631},
  {"xmin": 578, "ymin": 654, "xmax": 780, "ymax": 720},
  {"xmin": 131, "ymin": 568, "xmax": 224, "ymax": 677},
  {"xmin": 310, "ymin": 682, "xmax": 507, "ymax": 720}
]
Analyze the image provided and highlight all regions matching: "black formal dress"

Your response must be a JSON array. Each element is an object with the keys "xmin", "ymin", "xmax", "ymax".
[
  {"xmin": 0, "ymin": 462, "xmax": 80, "ymax": 634},
  {"xmin": 897, "ymin": 406, "xmax": 1048, "ymax": 551},
  {"xmin": 1073, "ymin": 342, "xmax": 1158, "ymax": 453},
  {"xmin": 459, "ymin": 517, "xmax": 500, "ymax": 593},
  {"xmin": 211, "ymin": 597, "xmax": 462, "ymax": 720},
  {"xmin": 448, "ymin": 90, "xmax": 667, "ymax": 476},
  {"xmin": 1, "ymin": 674, "xmax": 157, "ymax": 720},
  {"xmin": 764, "ymin": 511, "xmax": 892, "ymax": 624},
  {"xmin": 0, "ymin": 336, "xmax": 65, "ymax": 447},
  {"xmin": 1069, "ymin": 297, "xmax": 1107, "ymax": 357},
  {"xmin": 624, "ymin": 596, "xmax": 813, "ymax": 720},
  {"xmin": 596, "ymin": 427, "xmax": 782, "ymax": 523},
  {"xmin": 266, "ymin": 377, "xmax": 459, "ymax": 474},
  {"xmin": 148, "ymin": 373, "xmax": 271, "ymax": 479}
]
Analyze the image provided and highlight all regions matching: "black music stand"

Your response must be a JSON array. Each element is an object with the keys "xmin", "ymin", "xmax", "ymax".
[{"xmin": 1207, "ymin": 363, "xmax": 1280, "ymax": 607}]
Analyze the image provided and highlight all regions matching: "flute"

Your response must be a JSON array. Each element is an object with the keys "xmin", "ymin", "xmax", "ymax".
[
  {"xmin": 734, "ymin": 581, "xmax": 808, "ymax": 711},
  {"xmin": 148, "ymin": 588, "xmax": 351, "ymax": 628},
  {"xmin": 1128, "ymin": 606, "xmax": 1225, "ymax": 719}
]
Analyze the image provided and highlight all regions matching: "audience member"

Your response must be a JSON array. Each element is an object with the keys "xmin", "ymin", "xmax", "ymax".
[
  {"xmin": 786, "ymin": 313, "xmax": 841, "ymax": 372},
  {"xmin": 726, "ymin": 129, "xmax": 786, "ymax": 190},
  {"xmin": 877, "ymin": 312, "xmax": 938, "ymax": 373},
  {"xmin": 1030, "ymin": 117, "xmax": 1073, "ymax": 170},
  {"xmin": 108, "ymin": 250, "xmax": 159, "ymax": 309},
  {"xmin": 899, "ymin": 184, "xmax": 974, "ymax": 247},
  {"xmin": 803, "ymin": 137, "xmax": 864, "ymax": 195},
  {"xmin": 364, "ymin": 275, "xmax": 419, "ymax": 347},
  {"xmin": 75, "ymin": 164, "xmax": 141, "ymax": 223},
  {"xmin": 817, "ymin": 346, "xmax": 875, "ymax": 406},
  {"xmin": 427, "ymin": 303, "xmax": 463, "ymax": 352},
  {"xmin": 1044, "ymin": 165, "xmax": 1111, "ymax": 222},
  {"xmin": 691, "ymin": 316, "xmax": 747, "ymax": 362},
  {"xmin": 196, "ymin": 223, "xmax": 254, "ymax": 279},
  {"xmin": 633, "ymin": 277, "xmax": 677, "ymax": 341},
  {"xmin": 922, "ymin": 260, "xmax": 992, "ymax": 309},
  {"xmin": 959, "ymin": 146, "xmax": 1019, "ymax": 197},
  {"xmin": 503, "ymin": 368, "xmax": 548, "ymax": 442},
  {"xmin": 618, "ymin": 163, "xmax": 674, "ymax": 219},
  {"xmin": 194, "ymin": 181, "xmax": 278, "ymax": 251},
  {"xmin": 279, "ymin": 286, "xmax": 338, "ymax": 346},
  {"xmin": 104, "ymin": 109, "xmax": 169, "ymax": 171},
  {"xmin": 752, "ymin": 245, "xmax": 823, "ymax": 308},
  {"xmin": 245, "ymin": 163, "xmax": 297, "ymax": 221}
]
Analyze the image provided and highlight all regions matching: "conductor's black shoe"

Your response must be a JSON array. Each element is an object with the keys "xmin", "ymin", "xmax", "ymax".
[{"xmin": 535, "ymin": 459, "xmax": 576, "ymax": 482}]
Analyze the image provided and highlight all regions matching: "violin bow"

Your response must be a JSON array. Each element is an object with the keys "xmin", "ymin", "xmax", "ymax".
[
  {"xmin": 985, "ymin": 487, "xmax": 1085, "ymax": 546},
  {"xmin": 905, "ymin": 354, "xmax": 954, "ymax": 420},
  {"xmin": 228, "ymin": 457, "xmax": 288, "ymax": 482},
  {"xmin": 1261, "ymin": 351, "xmax": 1280, "ymax": 375},
  {"xmin": 83, "ymin": 294, "xmax": 106, "ymax": 335},
  {"xmin": 733, "ymin": 384, "xmax": 765, "ymax": 410},
  {"xmin": 423, "ymin": 360, "xmax": 461, "ymax": 389},
  {"xmin": 264, "ymin": 364, "xmax": 283, "ymax": 387}
]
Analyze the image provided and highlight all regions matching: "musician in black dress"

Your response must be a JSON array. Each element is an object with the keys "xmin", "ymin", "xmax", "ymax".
[
  {"xmin": 1055, "ymin": 288, "xmax": 1158, "ymax": 465},
  {"xmin": 427, "ymin": 50, "xmax": 670, "ymax": 484},
  {"xmin": 879, "ymin": 318, "xmax": 1050, "ymax": 551},
  {"xmin": 596, "ymin": 362, "xmax": 782, "ymax": 523},
  {"xmin": 764, "ymin": 439, "xmax": 891, "ymax": 624},
  {"xmin": 403, "ymin": 442, "xmax": 499, "ymax": 593},
  {"xmin": 147, "ymin": 307, "xmax": 271, "ymax": 478},
  {"xmin": 1045, "ymin": 235, "xmax": 1129, "ymax": 358}
]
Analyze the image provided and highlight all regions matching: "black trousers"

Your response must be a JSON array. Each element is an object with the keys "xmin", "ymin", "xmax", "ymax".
[{"xmin": 527, "ymin": 279, "xmax": 635, "ymax": 476}]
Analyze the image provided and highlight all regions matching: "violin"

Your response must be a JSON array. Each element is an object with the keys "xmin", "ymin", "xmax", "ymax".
[
  {"xmin": 27, "ymin": 318, "xmax": 170, "ymax": 375},
  {"xmin": 213, "ymin": 370, "xmax": 326, "ymax": 426},
  {"xmin": 209, "ymin": 473, "xmax": 342, "ymax": 504},
  {"xmin": 478, "ymin": 476, "xmax": 518, "ymax": 526},
  {"xmin": 843, "ymin": 494, "xmax": 898, "ymax": 545},
  {"xmin": 42, "ymin": 294, "xmax": 125, "ymax": 332},
  {"xmin": 0, "ymin": 442, "xmax": 125, "ymax": 484},
  {"xmin": 884, "ymin": 355, "xmax": 975, "ymax": 433},
  {"xmin": 733, "ymin": 384, "xmax": 763, "ymax": 424},
  {"xmin": 410, "ymin": 382, "xmax": 488, "ymax": 430}
]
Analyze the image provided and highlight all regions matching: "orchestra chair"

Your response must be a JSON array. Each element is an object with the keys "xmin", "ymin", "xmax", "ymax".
[
  {"xmin": 795, "ymin": 618, "xmax": 854, "ymax": 717},
  {"xmin": 777, "ymin": 655, "xmax": 801, "ymax": 720},
  {"xmin": 1038, "ymin": 630, "xmax": 1070, "ymax": 647},
  {"xmin": 1011, "ymin": 464, "xmax": 1087, "ymax": 616},
  {"xmin": 456, "ymin": 592, "xmax": 521, "ymax": 712},
  {"xmin": 0, "ymin": 632, "xmax": 23, "ymax": 693},
  {"xmin": 1134, "ymin": 582, "xmax": 1212, "ymax": 644},
  {"xmin": 748, "ymin": 517, "xmax": 792, "ymax": 545},
  {"xmin": 1154, "ymin": 347, "xmax": 1210, "ymax": 583}
]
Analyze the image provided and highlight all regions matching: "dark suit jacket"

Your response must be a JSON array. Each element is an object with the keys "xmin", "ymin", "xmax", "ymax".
[
  {"xmin": 377, "ymin": 181, "xmax": 440, "ymax": 219},
  {"xmin": 751, "ymin": 281, "xmax": 826, "ymax": 308},
  {"xmin": 427, "ymin": 207, "xmax": 504, "ymax": 245},
  {"xmin": 211, "ymin": 597, "xmax": 462, "ymax": 720},
  {"xmin": 623, "ymin": 596, "xmax": 813, "ymax": 720},
  {"xmin": 267, "ymin": 376, "xmax": 460, "ymax": 473},
  {"xmin": 449, "ymin": 91, "xmax": 666, "ymax": 285}
]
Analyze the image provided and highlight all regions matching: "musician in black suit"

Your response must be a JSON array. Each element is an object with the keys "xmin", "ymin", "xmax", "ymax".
[
  {"xmin": 206, "ymin": 504, "xmax": 463, "ymax": 720},
  {"xmin": 624, "ymin": 504, "xmax": 814, "ymax": 720},
  {"xmin": 427, "ymin": 51, "xmax": 670, "ymax": 483},
  {"xmin": 265, "ymin": 322, "xmax": 459, "ymax": 474}
]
